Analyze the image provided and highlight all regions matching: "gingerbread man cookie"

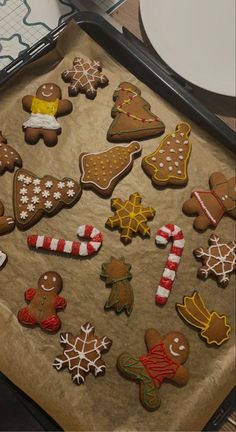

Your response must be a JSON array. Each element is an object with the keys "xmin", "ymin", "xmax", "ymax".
[
  {"xmin": 194, "ymin": 234, "xmax": 236, "ymax": 287},
  {"xmin": 117, "ymin": 328, "xmax": 189, "ymax": 411},
  {"xmin": 142, "ymin": 122, "xmax": 192, "ymax": 187},
  {"xmin": 53, "ymin": 322, "xmax": 112, "ymax": 384},
  {"xmin": 62, "ymin": 58, "xmax": 109, "ymax": 98},
  {"xmin": 0, "ymin": 131, "xmax": 22, "ymax": 175},
  {"xmin": 0, "ymin": 201, "xmax": 15, "ymax": 235},
  {"xmin": 18, "ymin": 271, "xmax": 66, "ymax": 332},
  {"xmin": 182, "ymin": 172, "xmax": 236, "ymax": 230},
  {"xmin": 22, "ymin": 83, "xmax": 72, "ymax": 146},
  {"xmin": 107, "ymin": 82, "xmax": 165, "ymax": 142}
]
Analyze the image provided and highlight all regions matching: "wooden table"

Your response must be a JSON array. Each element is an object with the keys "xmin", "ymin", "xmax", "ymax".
[{"xmin": 111, "ymin": 0, "xmax": 236, "ymax": 132}]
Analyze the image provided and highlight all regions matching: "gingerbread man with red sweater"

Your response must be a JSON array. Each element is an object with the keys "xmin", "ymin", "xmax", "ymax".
[
  {"xmin": 18, "ymin": 271, "xmax": 66, "ymax": 332},
  {"xmin": 117, "ymin": 328, "xmax": 189, "ymax": 411}
]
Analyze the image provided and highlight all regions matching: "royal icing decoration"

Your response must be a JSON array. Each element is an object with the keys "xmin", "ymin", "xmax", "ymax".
[
  {"xmin": 62, "ymin": 58, "xmax": 109, "ymax": 98},
  {"xmin": 194, "ymin": 234, "xmax": 236, "ymax": 287},
  {"xmin": 27, "ymin": 225, "xmax": 103, "ymax": 257},
  {"xmin": 155, "ymin": 224, "xmax": 185, "ymax": 305},
  {"xmin": 176, "ymin": 291, "xmax": 231, "ymax": 346},
  {"xmin": 106, "ymin": 192, "xmax": 155, "ymax": 244},
  {"xmin": 53, "ymin": 322, "xmax": 112, "ymax": 384}
]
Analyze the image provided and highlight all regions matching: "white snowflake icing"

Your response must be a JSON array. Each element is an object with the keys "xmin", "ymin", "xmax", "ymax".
[
  {"xmin": 27, "ymin": 204, "xmax": 35, "ymax": 212},
  {"xmin": 17, "ymin": 174, "xmax": 25, "ymax": 182},
  {"xmin": 24, "ymin": 176, "xmax": 32, "ymax": 185},
  {"xmin": 67, "ymin": 180, "xmax": 75, "ymax": 188},
  {"xmin": 33, "ymin": 178, "xmax": 41, "ymax": 186},
  {"xmin": 20, "ymin": 187, "xmax": 27, "ymax": 195},
  {"xmin": 67, "ymin": 189, "xmax": 75, "ymax": 197},
  {"xmin": 53, "ymin": 191, "xmax": 62, "ymax": 200},
  {"xmin": 45, "ymin": 180, "xmax": 53, "ymax": 188},
  {"xmin": 57, "ymin": 181, "xmax": 65, "ymax": 189},
  {"xmin": 20, "ymin": 211, "xmax": 28, "ymax": 220},
  {"xmin": 42, "ymin": 190, "xmax": 50, "ymax": 198},
  {"xmin": 44, "ymin": 200, "xmax": 53, "ymax": 209},
  {"xmin": 20, "ymin": 196, "xmax": 29, "ymax": 204},
  {"xmin": 31, "ymin": 196, "xmax": 40, "ymax": 204},
  {"xmin": 33, "ymin": 186, "xmax": 41, "ymax": 194}
]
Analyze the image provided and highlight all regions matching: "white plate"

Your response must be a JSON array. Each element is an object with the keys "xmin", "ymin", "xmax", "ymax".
[{"xmin": 140, "ymin": 0, "xmax": 236, "ymax": 96}]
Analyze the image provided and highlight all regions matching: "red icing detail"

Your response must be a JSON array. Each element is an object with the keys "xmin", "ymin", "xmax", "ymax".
[
  {"xmin": 156, "ymin": 295, "xmax": 167, "ymax": 305},
  {"xmin": 173, "ymin": 230, "xmax": 184, "ymax": 240},
  {"xmin": 40, "ymin": 315, "xmax": 60, "ymax": 332},
  {"xmin": 92, "ymin": 233, "xmax": 103, "ymax": 243},
  {"xmin": 57, "ymin": 239, "xmax": 65, "ymax": 252},
  {"xmin": 166, "ymin": 260, "xmax": 178, "ymax": 271},
  {"xmin": 43, "ymin": 236, "xmax": 52, "ymax": 249},
  {"xmin": 71, "ymin": 241, "xmax": 80, "ymax": 256},
  {"xmin": 55, "ymin": 296, "xmax": 67, "ymax": 309},
  {"xmin": 27, "ymin": 235, "xmax": 37, "ymax": 247},
  {"xmin": 160, "ymin": 277, "xmax": 172, "ymax": 289},
  {"xmin": 87, "ymin": 243, "xmax": 95, "ymax": 255},
  {"xmin": 165, "ymin": 223, "xmax": 175, "ymax": 233},
  {"xmin": 25, "ymin": 287, "xmax": 36, "ymax": 301},
  {"xmin": 171, "ymin": 246, "xmax": 183, "ymax": 256},
  {"xmin": 157, "ymin": 229, "xmax": 169, "ymax": 240},
  {"xmin": 140, "ymin": 341, "xmax": 179, "ymax": 387},
  {"xmin": 84, "ymin": 224, "xmax": 93, "ymax": 237},
  {"xmin": 18, "ymin": 307, "xmax": 36, "ymax": 325}
]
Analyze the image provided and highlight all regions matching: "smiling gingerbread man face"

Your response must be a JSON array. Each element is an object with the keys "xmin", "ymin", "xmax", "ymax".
[
  {"xmin": 36, "ymin": 83, "xmax": 62, "ymax": 102},
  {"xmin": 38, "ymin": 271, "xmax": 62, "ymax": 294},
  {"xmin": 164, "ymin": 331, "xmax": 189, "ymax": 364}
]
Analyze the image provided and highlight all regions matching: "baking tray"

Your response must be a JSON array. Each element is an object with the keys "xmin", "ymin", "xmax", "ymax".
[{"xmin": 0, "ymin": 11, "xmax": 235, "ymax": 153}]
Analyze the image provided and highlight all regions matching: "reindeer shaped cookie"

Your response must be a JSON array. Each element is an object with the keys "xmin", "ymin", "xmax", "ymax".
[
  {"xmin": 117, "ymin": 328, "xmax": 189, "ymax": 411},
  {"xmin": 183, "ymin": 172, "xmax": 236, "ymax": 230}
]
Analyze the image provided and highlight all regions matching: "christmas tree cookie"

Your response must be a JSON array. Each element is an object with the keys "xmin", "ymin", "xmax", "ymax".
[
  {"xmin": 13, "ymin": 169, "xmax": 81, "ymax": 230},
  {"xmin": 107, "ymin": 82, "xmax": 165, "ymax": 142}
]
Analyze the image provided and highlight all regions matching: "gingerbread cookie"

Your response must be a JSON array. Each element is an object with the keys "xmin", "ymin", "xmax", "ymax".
[
  {"xmin": 0, "ymin": 250, "xmax": 7, "ymax": 270},
  {"xmin": 0, "ymin": 131, "xmax": 22, "ymax": 175},
  {"xmin": 101, "ymin": 256, "xmax": 134, "ymax": 316},
  {"xmin": 106, "ymin": 192, "xmax": 155, "ymax": 244},
  {"xmin": 107, "ymin": 82, "xmax": 165, "ymax": 142},
  {"xmin": 53, "ymin": 322, "xmax": 112, "ymax": 384},
  {"xmin": 142, "ymin": 122, "xmax": 192, "ymax": 187},
  {"xmin": 182, "ymin": 172, "xmax": 236, "ymax": 230},
  {"xmin": 13, "ymin": 169, "xmax": 81, "ymax": 230},
  {"xmin": 22, "ymin": 83, "xmax": 73, "ymax": 146},
  {"xmin": 79, "ymin": 142, "xmax": 142, "ymax": 197},
  {"xmin": 18, "ymin": 271, "xmax": 66, "ymax": 332},
  {"xmin": 0, "ymin": 201, "xmax": 15, "ymax": 235},
  {"xmin": 193, "ymin": 234, "xmax": 236, "ymax": 287},
  {"xmin": 62, "ymin": 58, "xmax": 109, "ymax": 99},
  {"xmin": 117, "ymin": 328, "xmax": 189, "ymax": 411},
  {"xmin": 176, "ymin": 291, "xmax": 231, "ymax": 346}
]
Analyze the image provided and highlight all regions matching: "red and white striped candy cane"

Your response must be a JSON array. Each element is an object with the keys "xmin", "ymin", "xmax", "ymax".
[
  {"xmin": 155, "ymin": 224, "xmax": 185, "ymax": 305},
  {"xmin": 27, "ymin": 225, "xmax": 102, "ymax": 257}
]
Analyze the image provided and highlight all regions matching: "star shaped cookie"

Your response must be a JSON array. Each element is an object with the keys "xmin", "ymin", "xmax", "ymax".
[{"xmin": 106, "ymin": 192, "xmax": 155, "ymax": 244}]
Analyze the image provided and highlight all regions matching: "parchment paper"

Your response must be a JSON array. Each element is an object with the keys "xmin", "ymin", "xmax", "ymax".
[{"xmin": 0, "ymin": 22, "xmax": 235, "ymax": 432}]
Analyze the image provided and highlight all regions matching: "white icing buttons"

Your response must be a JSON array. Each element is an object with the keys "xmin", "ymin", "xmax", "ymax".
[{"xmin": 166, "ymin": 156, "xmax": 172, "ymax": 162}]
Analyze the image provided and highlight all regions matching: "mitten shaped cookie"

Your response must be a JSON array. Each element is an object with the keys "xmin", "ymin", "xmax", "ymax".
[
  {"xmin": 142, "ymin": 122, "xmax": 191, "ymax": 187},
  {"xmin": 18, "ymin": 271, "xmax": 66, "ymax": 332},
  {"xmin": 13, "ymin": 168, "xmax": 82, "ymax": 230},
  {"xmin": 0, "ymin": 201, "xmax": 15, "ymax": 235},
  {"xmin": 193, "ymin": 234, "xmax": 236, "ymax": 287},
  {"xmin": 62, "ymin": 57, "xmax": 109, "ymax": 98},
  {"xmin": 182, "ymin": 172, "xmax": 236, "ymax": 230},
  {"xmin": 22, "ymin": 83, "xmax": 72, "ymax": 146},
  {"xmin": 0, "ymin": 131, "xmax": 22, "ymax": 175},
  {"xmin": 53, "ymin": 322, "xmax": 112, "ymax": 384},
  {"xmin": 117, "ymin": 328, "xmax": 189, "ymax": 411},
  {"xmin": 79, "ymin": 142, "xmax": 142, "ymax": 197},
  {"xmin": 107, "ymin": 82, "xmax": 165, "ymax": 142},
  {"xmin": 101, "ymin": 256, "xmax": 134, "ymax": 316}
]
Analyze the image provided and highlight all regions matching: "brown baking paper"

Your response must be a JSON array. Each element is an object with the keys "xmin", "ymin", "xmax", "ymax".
[{"xmin": 0, "ymin": 22, "xmax": 235, "ymax": 432}]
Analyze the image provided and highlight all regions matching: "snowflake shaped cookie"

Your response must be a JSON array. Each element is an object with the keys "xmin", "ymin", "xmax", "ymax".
[
  {"xmin": 53, "ymin": 322, "xmax": 112, "ymax": 385},
  {"xmin": 62, "ymin": 57, "xmax": 109, "ymax": 99},
  {"xmin": 106, "ymin": 192, "xmax": 155, "ymax": 244},
  {"xmin": 194, "ymin": 234, "xmax": 236, "ymax": 287}
]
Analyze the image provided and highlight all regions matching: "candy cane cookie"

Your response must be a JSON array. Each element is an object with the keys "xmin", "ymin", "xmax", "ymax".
[
  {"xmin": 0, "ymin": 250, "xmax": 7, "ymax": 270},
  {"xmin": 155, "ymin": 224, "xmax": 185, "ymax": 305},
  {"xmin": 27, "ymin": 225, "xmax": 103, "ymax": 257}
]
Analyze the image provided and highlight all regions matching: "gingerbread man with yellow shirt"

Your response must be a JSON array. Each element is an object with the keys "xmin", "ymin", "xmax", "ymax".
[{"xmin": 22, "ymin": 83, "xmax": 72, "ymax": 147}]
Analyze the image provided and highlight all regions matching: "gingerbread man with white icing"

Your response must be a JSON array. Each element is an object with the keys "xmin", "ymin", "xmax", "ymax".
[{"xmin": 18, "ymin": 271, "xmax": 66, "ymax": 332}]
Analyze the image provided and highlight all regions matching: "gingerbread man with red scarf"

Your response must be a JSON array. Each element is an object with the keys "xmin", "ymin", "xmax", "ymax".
[{"xmin": 117, "ymin": 328, "xmax": 189, "ymax": 411}]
